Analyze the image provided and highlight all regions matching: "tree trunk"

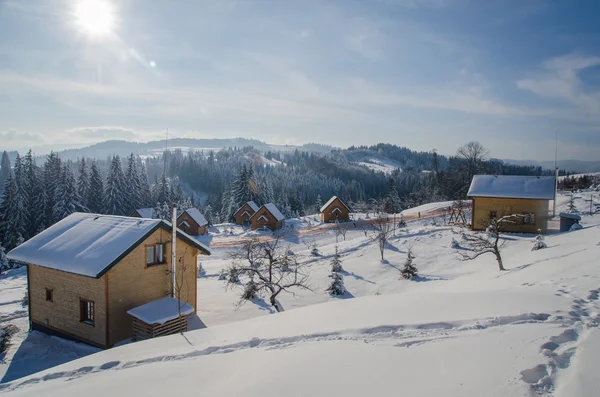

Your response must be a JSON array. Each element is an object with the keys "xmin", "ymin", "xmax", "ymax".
[
  {"xmin": 494, "ymin": 247, "xmax": 504, "ymax": 271},
  {"xmin": 269, "ymin": 294, "xmax": 283, "ymax": 312}
]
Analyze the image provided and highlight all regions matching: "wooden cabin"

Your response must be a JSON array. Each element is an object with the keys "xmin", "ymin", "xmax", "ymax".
[
  {"xmin": 7, "ymin": 213, "xmax": 210, "ymax": 349},
  {"xmin": 467, "ymin": 175, "xmax": 556, "ymax": 234},
  {"xmin": 130, "ymin": 208, "xmax": 155, "ymax": 218},
  {"xmin": 320, "ymin": 196, "xmax": 351, "ymax": 223},
  {"xmin": 177, "ymin": 208, "xmax": 208, "ymax": 236},
  {"xmin": 250, "ymin": 203, "xmax": 285, "ymax": 231},
  {"xmin": 234, "ymin": 201, "xmax": 259, "ymax": 226}
]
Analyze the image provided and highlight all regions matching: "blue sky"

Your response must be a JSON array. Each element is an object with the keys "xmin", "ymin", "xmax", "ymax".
[{"xmin": 0, "ymin": 0, "xmax": 599, "ymax": 160}]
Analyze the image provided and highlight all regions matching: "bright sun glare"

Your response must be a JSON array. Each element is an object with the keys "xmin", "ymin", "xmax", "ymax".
[{"xmin": 74, "ymin": 0, "xmax": 114, "ymax": 37}]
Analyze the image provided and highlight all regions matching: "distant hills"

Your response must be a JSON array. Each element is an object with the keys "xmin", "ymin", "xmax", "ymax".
[{"xmin": 502, "ymin": 159, "xmax": 600, "ymax": 173}]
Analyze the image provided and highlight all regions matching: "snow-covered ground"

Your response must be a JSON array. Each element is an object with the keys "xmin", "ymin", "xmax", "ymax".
[
  {"xmin": 355, "ymin": 157, "xmax": 402, "ymax": 174},
  {"xmin": 1, "ymin": 193, "xmax": 599, "ymax": 396},
  {"xmin": 557, "ymin": 172, "xmax": 600, "ymax": 181}
]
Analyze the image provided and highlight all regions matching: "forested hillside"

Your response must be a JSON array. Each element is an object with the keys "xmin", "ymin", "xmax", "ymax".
[{"xmin": 0, "ymin": 142, "xmax": 564, "ymax": 251}]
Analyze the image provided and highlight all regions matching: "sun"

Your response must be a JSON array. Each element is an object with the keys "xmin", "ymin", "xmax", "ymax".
[{"xmin": 74, "ymin": 0, "xmax": 115, "ymax": 37}]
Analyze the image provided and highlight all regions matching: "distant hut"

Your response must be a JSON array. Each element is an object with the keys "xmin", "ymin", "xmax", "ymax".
[
  {"xmin": 177, "ymin": 208, "xmax": 208, "ymax": 236},
  {"xmin": 130, "ymin": 208, "xmax": 155, "ymax": 218},
  {"xmin": 250, "ymin": 203, "xmax": 285, "ymax": 231},
  {"xmin": 467, "ymin": 175, "xmax": 556, "ymax": 234},
  {"xmin": 7, "ymin": 213, "xmax": 210, "ymax": 348},
  {"xmin": 233, "ymin": 201, "xmax": 259, "ymax": 226},
  {"xmin": 320, "ymin": 196, "xmax": 351, "ymax": 223}
]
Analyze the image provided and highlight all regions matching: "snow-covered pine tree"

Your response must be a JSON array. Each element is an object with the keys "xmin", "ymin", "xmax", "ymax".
[
  {"xmin": 12, "ymin": 155, "xmax": 30, "ymax": 243},
  {"xmin": 87, "ymin": 161, "xmax": 104, "ymax": 213},
  {"xmin": 154, "ymin": 173, "xmax": 171, "ymax": 205},
  {"xmin": 53, "ymin": 164, "xmax": 87, "ymax": 221},
  {"xmin": 103, "ymin": 156, "xmax": 127, "ymax": 215},
  {"xmin": 0, "ymin": 151, "xmax": 10, "ymax": 193},
  {"xmin": 77, "ymin": 157, "xmax": 90, "ymax": 207},
  {"xmin": 138, "ymin": 162, "xmax": 153, "ymax": 207},
  {"xmin": 384, "ymin": 178, "xmax": 401, "ymax": 214},
  {"xmin": 567, "ymin": 194, "xmax": 578, "ymax": 214},
  {"xmin": 23, "ymin": 150, "xmax": 43, "ymax": 237},
  {"xmin": 125, "ymin": 154, "xmax": 143, "ymax": 213},
  {"xmin": 315, "ymin": 194, "xmax": 323, "ymax": 210},
  {"xmin": 0, "ymin": 244, "xmax": 11, "ymax": 271},
  {"xmin": 326, "ymin": 246, "xmax": 345, "ymax": 296},
  {"xmin": 400, "ymin": 249, "xmax": 418, "ymax": 280},
  {"xmin": 0, "ymin": 173, "xmax": 17, "ymax": 248},
  {"xmin": 43, "ymin": 152, "xmax": 62, "ymax": 225}
]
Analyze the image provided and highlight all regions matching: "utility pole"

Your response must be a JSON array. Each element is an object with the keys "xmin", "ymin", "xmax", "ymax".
[
  {"xmin": 164, "ymin": 128, "xmax": 168, "ymax": 177},
  {"xmin": 553, "ymin": 131, "xmax": 558, "ymax": 218}
]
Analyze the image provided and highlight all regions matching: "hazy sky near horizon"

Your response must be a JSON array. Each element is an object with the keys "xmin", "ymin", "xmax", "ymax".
[{"xmin": 0, "ymin": 0, "xmax": 599, "ymax": 160}]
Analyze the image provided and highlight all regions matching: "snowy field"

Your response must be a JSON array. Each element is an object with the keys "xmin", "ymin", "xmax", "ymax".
[
  {"xmin": 1, "ymin": 193, "xmax": 599, "ymax": 396},
  {"xmin": 355, "ymin": 157, "xmax": 402, "ymax": 174}
]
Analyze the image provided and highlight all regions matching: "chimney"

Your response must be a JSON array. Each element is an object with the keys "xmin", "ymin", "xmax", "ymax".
[{"xmin": 171, "ymin": 204, "xmax": 177, "ymax": 298}]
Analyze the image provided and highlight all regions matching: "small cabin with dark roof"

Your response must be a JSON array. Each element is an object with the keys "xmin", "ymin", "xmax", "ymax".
[
  {"xmin": 7, "ymin": 213, "xmax": 210, "ymax": 348},
  {"xmin": 250, "ymin": 203, "xmax": 285, "ymax": 230},
  {"xmin": 320, "ymin": 196, "xmax": 351, "ymax": 223},
  {"xmin": 130, "ymin": 208, "xmax": 155, "ymax": 218},
  {"xmin": 234, "ymin": 201, "xmax": 260, "ymax": 226},
  {"xmin": 177, "ymin": 208, "xmax": 208, "ymax": 236},
  {"xmin": 467, "ymin": 175, "xmax": 556, "ymax": 234}
]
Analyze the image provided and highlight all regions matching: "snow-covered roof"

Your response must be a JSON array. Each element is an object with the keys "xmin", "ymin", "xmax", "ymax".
[
  {"xmin": 234, "ymin": 201, "xmax": 260, "ymax": 216},
  {"xmin": 127, "ymin": 297, "xmax": 194, "ymax": 325},
  {"xmin": 182, "ymin": 208, "xmax": 208, "ymax": 226},
  {"xmin": 559, "ymin": 212, "xmax": 581, "ymax": 220},
  {"xmin": 467, "ymin": 175, "xmax": 556, "ymax": 200},
  {"xmin": 134, "ymin": 208, "xmax": 155, "ymax": 218},
  {"xmin": 254, "ymin": 203, "xmax": 285, "ymax": 221},
  {"xmin": 7, "ymin": 213, "xmax": 210, "ymax": 278},
  {"xmin": 247, "ymin": 201, "xmax": 259, "ymax": 212},
  {"xmin": 320, "ymin": 196, "xmax": 351, "ymax": 213}
]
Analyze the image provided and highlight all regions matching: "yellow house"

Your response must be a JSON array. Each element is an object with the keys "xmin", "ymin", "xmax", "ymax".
[
  {"xmin": 7, "ymin": 213, "xmax": 210, "ymax": 348},
  {"xmin": 467, "ymin": 175, "xmax": 556, "ymax": 234}
]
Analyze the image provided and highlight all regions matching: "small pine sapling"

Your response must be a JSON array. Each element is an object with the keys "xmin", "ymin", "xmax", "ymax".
[
  {"xmin": 218, "ymin": 268, "xmax": 228, "ymax": 280},
  {"xmin": 326, "ymin": 246, "xmax": 345, "ymax": 296},
  {"xmin": 400, "ymin": 248, "xmax": 418, "ymax": 280},
  {"xmin": 450, "ymin": 238, "xmax": 461, "ymax": 249},
  {"xmin": 330, "ymin": 246, "xmax": 343, "ymax": 272},
  {"xmin": 531, "ymin": 229, "xmax": 547, "ymax": 251}
]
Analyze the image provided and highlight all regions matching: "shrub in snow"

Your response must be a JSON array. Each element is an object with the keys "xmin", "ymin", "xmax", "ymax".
[
  {"xmin": 531, "ymin": 231, "xmax": 547, "ymax": 251},
  {"xmin": 197, "ymin": 262, "xmax": 206, "ymax": 277},
  {"xmin": 311, "ymin": 247, "xmax": 320, "ymax": 256},
  {"xmin": 400, "ymin": 249, "xmax": 418, "ymax": 280},
  {"xmin": 570, "ymin": 223, "xmax": 583, "ymax": 231},
  {"xmin": 398, "ymin": 219, "xmax": 407, "ymax": 228},
  {"xmin": 227, "ymin": 266, "xmax": 240, "ymax": 283},
  {"xmin": 22, "ymin": 291, "xmax": 28, "ymax": 307},
  {"xmin": 241, "ymin": 277, "xmax": 259, "ymax": 300},
  {"xmin": 218, "ymin": 268, "xmax": 228, "ymax": 281},
  {"xmin": 450, "ymin": 238, "xmax": 461, "ymax": 249}
]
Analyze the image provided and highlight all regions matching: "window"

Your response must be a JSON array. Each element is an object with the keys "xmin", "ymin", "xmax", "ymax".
[
  {"xmin": 80, "ymin": 299, "xmax": 94, "ymax": 325},
  {"xmin": 523, "ymin": 213, "xmax": 536, "ymax": 225},
  {"xmin": 45, "ymin": 288, "xmax": 53, "ymax": 302},
  {"xmin": 146, "ymin": 243, "xmax": 166, "ymax": 266}
]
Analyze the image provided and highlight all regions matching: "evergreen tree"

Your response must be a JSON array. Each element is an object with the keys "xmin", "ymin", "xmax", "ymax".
[
  {"xmin": 22, "ymin": 150, "xmax": 40, "ymax": 237},
  {"xmin": 384, "ymin": 178, "xmax": 401, "ymax": 214},
  {"xmin": 0, "ymin": 173, "xmax": 17, "ymax": 248},
  {"xmin": 53, "ymin": 164, "xmax": 86, "ymax": 220},
  {"xmin": 400, "ymin": 249, "xmax": 418, "ymax": 280},
  {"xmin": 124, "ymin": 154, "xmax": 142, "ymax": 212},
  {"xmin": 326, "ymin": 246, "xmax": 345, "ymax": 296},
  {"xmin": 87, "ymin": 161, "xmax": 104, "ymax": 213},
  {"xmin": 0, "ymin": 244, "xmax": 11, "ymax": 271},
  {"xmin": 103, "ymin": 156, "xmax": 127, "ymax": 215},
  {"xmin": 0, "ymin": 151, "xmax": 10, "ymax": 192},
  {"xmin": 77, "ymin": 157, "xmax": 90, "ymax": 207},
  {"xmin": 138, "ymin": 162, "xmax": 153, "ymax": 207},
  {"xmin": 12, "ymin": 155, "xmax": 30, "ymax": 241},
  {"xmin": 43, "ymin": 152, "xmax": 62, "ymax": 225},
  {"xmin": 154, "ymin": 173, "xmax": 171, "ymax": 205},
  {"xmin": 315, "ymin": 194, "xmax": 323, "ymax": 210}
]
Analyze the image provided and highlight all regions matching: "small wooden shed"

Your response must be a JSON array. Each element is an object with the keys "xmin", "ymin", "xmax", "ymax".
[
  {"xmin": 320, "ymin": 196, "xmax": 351, "ymax": 223},
  {"xmin": 559, "ymin": 212, "xmax": 581, "ymax": 232},
  {"xmin": 250, "ymin": 203, "xmax": 285, "ymax": 230},
  {"xmin": 467, "ymin": 175, "xmax": 556, "ymax": 234},
  {"xmin": 7, "ymin": 213, "xmax": 210, "ymax": 348},
  {"xmin": 128, "ymin": 297, "xmax": 194, "ymax": 341},
  {"xmin": 177, "ymin": 208, "xmax": 208, "ymax": 236},
  {"xmin": 234, "ymin": 201, "xmax": 259, "ymax": 226}
]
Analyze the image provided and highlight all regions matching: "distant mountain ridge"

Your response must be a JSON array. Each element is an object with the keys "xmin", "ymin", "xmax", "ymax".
[
  {"xmin": 503, "ymin": 159, "xmax": 600, "ymax": 173},
  {"xmin": 40, "ymin": 138, "xmax": 336, "ymax": 161}
]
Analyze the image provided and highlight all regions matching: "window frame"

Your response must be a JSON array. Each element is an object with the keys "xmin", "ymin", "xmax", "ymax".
[
  {"xmin": 79, "ymin": 299, "xmax": 95, "ymax": 326},
  {"xmin": 45, "ymin": 288, "xmax": 53, "ymax": 302},
  {"xmin": 145, "ymin": 243, "xmax": 167, "ymax": 267}
]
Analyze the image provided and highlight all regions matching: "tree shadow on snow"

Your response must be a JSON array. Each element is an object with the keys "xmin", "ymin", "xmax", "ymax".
[
  {"xmin": 250, "ymin": 298, "xmax": 277, "ymax": 314},
  {"xmin": 380, "ymin": 259, "xmax": 401, "ymax": 271},
  {"xmin": 332, "ymin": 290, "xmax": 355, "ymax": 300},
  {"xmin": 341, "ymin": 270, "xmax": 377, "ymax": 285},
  {"xmin": 1, "ymin": 331, "xmax": 99, "ymax": 384},
  {"xmin": 412, "ymin": 275, "xmax": 448, "ymax": 282}
]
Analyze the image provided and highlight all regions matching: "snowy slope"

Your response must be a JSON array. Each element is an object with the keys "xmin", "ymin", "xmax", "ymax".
[
  {"xmin": 355, "ymin": 157, "xmax": 402, "ymax": 174},
  {"xmin": 1, "ymin": 195, "xmax": 599, "ymax": 395},
  {"xmin": 2, "ymin": 222, "xmax": 600, "ymax": 396}
]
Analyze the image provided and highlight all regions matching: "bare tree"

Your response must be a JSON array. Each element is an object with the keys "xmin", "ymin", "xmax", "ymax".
[
  {"xmin": 459, "ymin": 215, "xmax": 517, "ymax": 271},
  {"xmin": 456, "ymin": 141, "xmax": 489, "ymax": 183},
  {"xmin": 227, "ymin": 235, "xmax": 312, "ymax": 312},
  {"xmin": 167, "ymin": 246, "xmax": 190, "ymax": 332},
  {"xmin": 335, "ymin": 220, "xmax": 348, "ymax": 242},
  {"xmin": 369, "ymin": 203, "xmax": 393, "ymax": 262}
]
